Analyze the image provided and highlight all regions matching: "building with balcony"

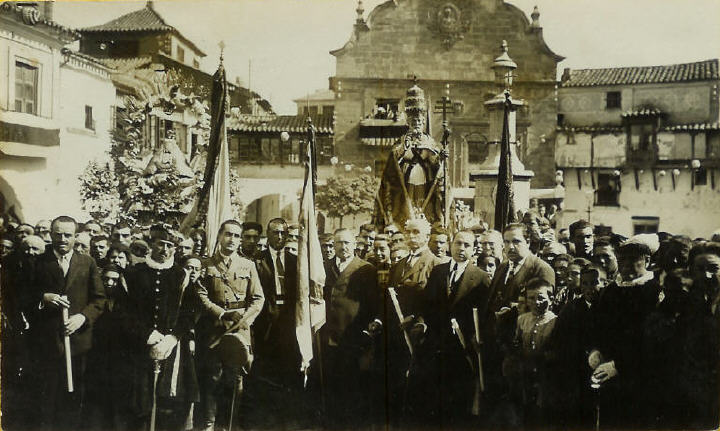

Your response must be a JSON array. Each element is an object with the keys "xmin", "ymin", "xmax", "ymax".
[
  {"xmin": 0, "ymin": 1, "xmax": 116, "ymax": 222},
  {"xmin": 555, "ymin": 59, "xmax": 720, "ymax": 237},
  {"xmin": 226, "ymin": 112, "xmax": 336, "ymax": 228},
  {"xmin": 330, "ymin": 0, "xmax": 563, "ymax": 191}
]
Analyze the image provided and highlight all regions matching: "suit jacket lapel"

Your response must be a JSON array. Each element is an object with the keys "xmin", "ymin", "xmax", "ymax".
[
  {"xmin": 260, "ymin": 250, "xmax": 274, "ymax": 276},
  {"xmin": 44, "ymin": 251, "xmax": 65, "ymax": 292},
  {"xmin": 513, "ymin": 256, "xmax": 532, "ymax": 283},
  {"xmin": 451, "ymin": 266, "xmax": 476, "ymax": 308},
  {"xmin": 403, "ymin": 250, "xmax": 430, "ymax": 280},
  {"xmin": 63, "ymin": 253, "xmax": 81, "ymax": 293}
]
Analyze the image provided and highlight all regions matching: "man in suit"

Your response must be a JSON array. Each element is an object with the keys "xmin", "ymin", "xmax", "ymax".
[
  {"xmin": 244, "ymin": 217, "xmax": 303, "ymax": 429},
  {"xmin": 489, "ymin": 223, "xmax": 555, "ymax": 312},
  {"xmin": 386, "ymin": 217, "xmax": 442, "ymax": 425},
  {"xmin": 388, "ymin": 218, "xmax": 442, "ymax": 314},
  {"xmin": 412, "ymin": 230, "xmax": 492, "ymax": 428},
  {"xmin": 323, "ymin": 228, "xmax": 381, "ymax": 428},
  {"xmin": 29, "ymin": 215, "xmax": 106, "ymax": 431},
  {"xmin": 196, "ymin": 220, "xmax": 264, "ymax": 431}
]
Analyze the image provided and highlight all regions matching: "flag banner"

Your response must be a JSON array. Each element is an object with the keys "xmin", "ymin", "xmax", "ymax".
[
  {"xmin": 205, "ymin": 112, "xmax": 232, "ymax": 254},
  {"xmin": 296, "ymin": 121, "xmax": 326, "ymax": 371},
  {"xmin": 180, "ymin": 59, "xmax": 229, "ymax": 246},
  {"xmin": 494, "ymin": 91, "xmax": 516, "ymax": 231}
]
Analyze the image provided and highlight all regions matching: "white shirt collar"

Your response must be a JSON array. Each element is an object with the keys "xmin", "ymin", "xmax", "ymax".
[
  {"xmin": 449, "ymin": 259, "xmax": 470, "ymax": 282},
  {"xmin": 509, "ymin": 256, "xmax": 527, "ymax": 274},
  {"xmin": 53, "ymin": 249, "xmax": 73, "ymax": 262},
  {"xmin": 450, "ymin": 259, "xmax": 470, "ymax": 273},
  {"xmin": 336, "ymin": 256, "xmax": 353, "ymax": 273}
]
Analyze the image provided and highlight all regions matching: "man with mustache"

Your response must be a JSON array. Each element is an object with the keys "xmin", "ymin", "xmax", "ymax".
[{"xmin": 195, "ymin": 220, "xmax": 264, "ymax": 431}]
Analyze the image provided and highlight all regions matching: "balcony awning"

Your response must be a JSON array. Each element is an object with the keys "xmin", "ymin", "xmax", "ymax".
[
  {"xmin": 361, "ymin": 137, "xmax": 398, "ymax": 147},
  {"xmin": 359, "ymin": 118, "xmax": 407, "ymax": 145},
  {"xmin": 0, "ymin": 119, "xmax": 60, "ymax": 158}
]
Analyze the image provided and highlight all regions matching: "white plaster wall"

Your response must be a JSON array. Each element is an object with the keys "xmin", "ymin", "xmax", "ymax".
[
  {"xmin": 560, "ymin": 168, "xmax": 720, "ymax": 238},
  {"xmin": 53, "ymin": 62, "xmax": 116, "ymax": 220}
]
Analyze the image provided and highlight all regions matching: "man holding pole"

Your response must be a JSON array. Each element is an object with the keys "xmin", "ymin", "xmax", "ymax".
[
  {"xmin": 122, "ymin": 224, "xmax": 200, "ymax": 431},
  {"xmin": 30, "ymin": 215, "xmax": 106, "ymax": 431},
  {"xmin": 386, "ymin": 217, "xmax": 441, "ymax": 426},
  {"xmin": 413, "ymin": 230, "xmax": 491, "ymax": 428}
]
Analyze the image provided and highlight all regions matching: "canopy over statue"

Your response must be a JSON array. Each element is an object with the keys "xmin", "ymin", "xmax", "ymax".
[{"xmin": 373, "ymin": 83, "xmax": 445, "ymax": 228}]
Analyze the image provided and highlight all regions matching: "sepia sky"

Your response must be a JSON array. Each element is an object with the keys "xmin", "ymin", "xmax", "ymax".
[{"xmin": 53, "ymin": 0, "xmax": 720, "ymax": 114}]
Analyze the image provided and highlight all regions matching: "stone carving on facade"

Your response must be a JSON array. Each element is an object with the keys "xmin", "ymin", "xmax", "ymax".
[{"xmin": 427, "ymin": 2, "xmax": 472, "ymax": 49}]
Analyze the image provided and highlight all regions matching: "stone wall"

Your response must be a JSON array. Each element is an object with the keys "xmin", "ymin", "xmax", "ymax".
[{"xmin": 331, "ymin": 0, "xmax": 562, "ymax": 187}]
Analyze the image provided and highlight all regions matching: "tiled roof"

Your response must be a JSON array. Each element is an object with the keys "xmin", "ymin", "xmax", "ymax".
[
  {"xmin": 556, "ymin": 125, "xmax": 624, "ymax": 134},
  {"xmin": 621, "ymin": 108, "xmax": 662, "ymax": 118},
  {"xmin": 227, "ymin": 114, "xmax": 334, "ymax": 134},
  {"xmin": 0, "ymin": 2, "xmax": 80, "ymax": 40},
  {"xmin": 81, "ymin": 3, "xmax": 172, "ymax": 33},
  {"xmin": 557, "ymin": 122, "xmax": 720, "ymax": 134},
  {"xmin": 80, "ymin": 3, "xmax": 206, "ymax": 57},
  {"xmin": 561, "ymin": 59, "xmax": 719, "ymax": 87},
  {"xmin": 98, "ymin": 56, "xmax": 154, "ymax": 72}
]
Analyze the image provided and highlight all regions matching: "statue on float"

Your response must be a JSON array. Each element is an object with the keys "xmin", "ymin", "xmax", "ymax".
[
  {"xmin": 374, "ymin": 84, "xmax": 445, "ymax": 228},
  {"xmin": 143, "ymin": 130, "xmax": 195, "ymax": 188}
]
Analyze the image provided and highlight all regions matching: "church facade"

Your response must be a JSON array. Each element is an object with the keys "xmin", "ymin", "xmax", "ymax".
[{"xmin": 330, "ymin": 0, "xmax": 563, "ymax": 189}]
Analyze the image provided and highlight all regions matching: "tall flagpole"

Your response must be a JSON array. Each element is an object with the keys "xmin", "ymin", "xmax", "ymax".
[{"xmin": 493, "ymin": 90, "xmax": 516, "ymax": 232}]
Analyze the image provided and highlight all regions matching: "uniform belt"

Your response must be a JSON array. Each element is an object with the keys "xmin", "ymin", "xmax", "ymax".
[{"xmin": 224, "ymin": 301, "xmax": 246, "ymax": 310}]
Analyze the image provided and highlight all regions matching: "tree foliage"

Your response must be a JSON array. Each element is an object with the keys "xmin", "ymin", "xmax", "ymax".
[{"xmin": 315, "ymin": 174, "xmax": 380, "ymax": 223}]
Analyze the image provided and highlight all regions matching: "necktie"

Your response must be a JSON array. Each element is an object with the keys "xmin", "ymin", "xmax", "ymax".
[
  {"xmin": 275, "ymin": 252, "xmax": 285, "ymax": 297},
  {"xmin": 448, "ymin": 263, "xmax": 457, "ymax": 297},
  {"xmin": 59, "ymin": 255, "xmax": 69, "ymax": 277}
]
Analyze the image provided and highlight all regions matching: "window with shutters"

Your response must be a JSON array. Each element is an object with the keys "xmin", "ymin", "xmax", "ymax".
[
  {"xmin": 14, "ymin": 61, "xmax": 39, "ymax": 115},
  {"xmin": 606, "ymin": 91, "xmax": 621, "ymax": 110},
  {"xmin": 85, "ymin": 106, "xmax": 95, "ymax": 130},
  {"xmin": 595, "ymin": 173, "xmax": 620, "ymax": 206}
]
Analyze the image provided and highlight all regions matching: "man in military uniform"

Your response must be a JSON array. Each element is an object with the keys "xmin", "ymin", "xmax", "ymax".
[
  {"xmin": 195, "ymin": 220, "xmax": 264, "ymax": 431},
  {"xmin": 375, "ymin": 83, "xmax": 445, "ymax": 228}
]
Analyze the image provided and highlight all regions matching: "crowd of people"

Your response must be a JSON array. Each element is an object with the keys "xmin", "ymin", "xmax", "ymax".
[{"xmin": 1, "ymin": 209, "xmax": 719, "ymax": 431}]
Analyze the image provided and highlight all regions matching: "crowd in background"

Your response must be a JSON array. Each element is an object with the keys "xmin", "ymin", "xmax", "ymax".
[{"xmin": 1, "ymin": 207, "xmax": 719, "ymax": 431}]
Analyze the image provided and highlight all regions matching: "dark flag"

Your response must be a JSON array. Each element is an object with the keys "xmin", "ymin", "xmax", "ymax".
[
  {"xmin": 494, "ymin": 90, "xmax": 516, "ymax": 231},
  {"xmin": 180, "ymin": 57, "xmax": 230, "ymax": 248}
]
